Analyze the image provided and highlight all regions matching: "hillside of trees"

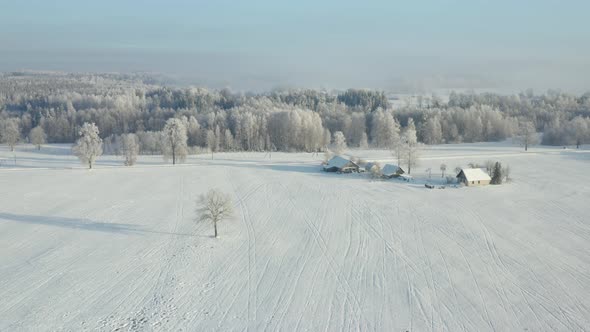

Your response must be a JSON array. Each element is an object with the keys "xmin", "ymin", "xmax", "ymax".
[{"xmin": 1, "ymin": 72, "xmax": 589, "ymax": 154}]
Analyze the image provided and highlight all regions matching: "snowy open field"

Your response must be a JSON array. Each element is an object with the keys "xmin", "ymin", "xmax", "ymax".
[{"xmin": 1, "ymin": 143, "xmax": 589, "ymax": 331}]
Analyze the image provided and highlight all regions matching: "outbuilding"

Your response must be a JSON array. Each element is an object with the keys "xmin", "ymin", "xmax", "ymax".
[
  {"xmin": 381, "ymin": 164, "xmax": 405, "ymax": 178},
  {"xmin": 323, "ymin": 156, "xmax": 360, "ymax": 173},
  {"xmin": 456, "ymin": 168, "xmax": 491, "ymax": 186}
]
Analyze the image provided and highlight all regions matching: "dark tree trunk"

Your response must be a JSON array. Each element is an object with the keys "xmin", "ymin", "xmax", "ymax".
[{"xmin": 214, "ymin": 221, "xmax": 218, "ymax": 238}]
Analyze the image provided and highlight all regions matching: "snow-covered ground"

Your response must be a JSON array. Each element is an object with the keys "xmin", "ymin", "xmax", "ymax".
[{"xmin": 1, "ymin": 143, "xmax": 589, "ymax": 331}]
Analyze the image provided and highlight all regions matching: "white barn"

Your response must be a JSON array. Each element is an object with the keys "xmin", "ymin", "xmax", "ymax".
[{"xmin": 456, "ymin": 168, "xmax": 491, "ymax": 186}]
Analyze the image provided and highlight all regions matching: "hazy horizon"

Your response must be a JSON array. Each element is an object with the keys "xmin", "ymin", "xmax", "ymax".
[{"xmin": 2, "ymin": 0, "xmax": 590, "ymax": 93}]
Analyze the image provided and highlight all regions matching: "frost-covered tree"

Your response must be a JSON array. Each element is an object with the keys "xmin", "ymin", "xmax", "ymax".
[
  {"xmin": 29, "ymin": 125, "xmax": 46, "ymax": 150},
  {"xmin": 322, "ymin": 128, "xmax": 332, "ymax": 151},
  {"xmin": 137, "ymin": 131, "xmax": 160, "ymax": 155},
  {"xmin": 186, "ymin": 116, "xmax": 201, "ymax": 146},
  {"xmin": 371, "ymin": 109, "xmax": 400, "ymax": 149},
  {"xmin": 323, "ymin": 148, "xmax": 334, "ymax": 163},
  {"xmin": 163, "ymin": 118, "xmax": 188, "ymax": 165},
  {"xmin": 517, "ymin": 120, "xmax": 539, "ymax": 151},
  {"xmin": 402, "ymin": 118, "xmax": 420, "ymax": 174},
  {"xmin": 1, "ymin": 118, "xmax": 20, "ymax": 151},
  {"xmin": 223, "ymin": 129, "xmax": 234, "ymax": 151},
  {"xmin": 198, "ymin": 189, "xmax": 233, "ymax": 238},
  {"xmin": 349, "ymin": 113, "xmax": 367, "ymax": 147},
  {"xmin": 332, "ymin": 131, "xmax": 347, "ymax": 155},
  {"xmin": 359, "ymin": 132, "xmax": 369, "ymax": 149},
  {"xmin": 122, "ymin": 133, "xmax": 139, "ymax": 166},
  {"xmin": 422, "ymin": 116, "xmax": 443, "ymax": 144},
  {"xmin": 570, "ymin": 116, "xmax": 589, "ymax": 148},
  {"xmin": 369, "ymin": 163, "xmax": 382, "ymax": 179},
  {"xmin": 206, "ymin": 129, "xmax": 216, "ymax": 159},
  {"xmin": 73, "ymin": 122, "xmax": 103, "ymax": 169},
  {"xmin": 214, "ymin": 125, "xmax": 222, "ymax": 151}
]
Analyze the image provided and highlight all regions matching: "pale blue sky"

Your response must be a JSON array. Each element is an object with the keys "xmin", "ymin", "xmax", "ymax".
[{"xmin": 1, "ymin": 0, "xmax": 589, "ymax": 91}]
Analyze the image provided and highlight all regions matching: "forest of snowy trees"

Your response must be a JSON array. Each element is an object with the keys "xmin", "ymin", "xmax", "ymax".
[{"xmin": 1, "ymin": 72, "xmax": 589, "ymax": 155}]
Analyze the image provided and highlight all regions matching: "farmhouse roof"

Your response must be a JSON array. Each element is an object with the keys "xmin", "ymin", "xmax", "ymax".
[
  {"xmin": 457, "ymin": 168, "xmax": 491, "ymax": 181},
  {"xmin": 325, "ymin": 156, "xmax": 356, "ymax": 169},
  {"xmin": 381, "ymin": 164, "xmax": 403, "ymax": 176}
]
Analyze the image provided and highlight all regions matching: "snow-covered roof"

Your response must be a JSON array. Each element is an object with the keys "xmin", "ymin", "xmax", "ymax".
[
  {"xmin": 325, "ymin": 156, "xmax": 357, "ymax": 169},
  {"xmin": 458, "ymin": 168, "xmax": 491, "ymax": 181},
  {"xmin": 381, "ymin": 164, "xmax": 403, "ymax": 176}
]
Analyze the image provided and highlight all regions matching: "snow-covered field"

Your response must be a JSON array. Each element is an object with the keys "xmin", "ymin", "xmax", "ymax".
[{"xmin": 1, "ymin": 143, "xmax": 589, "ymax": 331}]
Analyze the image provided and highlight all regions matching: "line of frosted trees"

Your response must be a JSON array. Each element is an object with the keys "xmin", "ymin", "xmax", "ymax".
[{"xmin": 1, "ymin": 73, "xmax": 590, "ymax": 156}]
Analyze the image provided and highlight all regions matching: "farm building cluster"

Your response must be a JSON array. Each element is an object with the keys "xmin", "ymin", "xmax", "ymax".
[
  {"xmin": 323, "ymin": 156, "xmax": 493, "ymax": 186},
  {"xmin": 323, "ymin": 155, "xmax": 405, "ymax": 179}
]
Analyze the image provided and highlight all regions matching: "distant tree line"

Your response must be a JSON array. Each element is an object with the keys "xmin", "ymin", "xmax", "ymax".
[{"xmin": 1, "ymin": 72, "xmax": 589, "ymax": 156}]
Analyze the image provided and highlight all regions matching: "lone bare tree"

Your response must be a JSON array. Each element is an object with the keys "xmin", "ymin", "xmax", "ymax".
[
  {"xmin": 29, "ymin": 126, "xmax": 46, "ymax": 150},
  {"xmin": 73, "ymin": 122, "xmax": 103, "ymax": 169},
  {"xmin": 198, "ymin": 189, "xmax": 233, "ymax": 238}
]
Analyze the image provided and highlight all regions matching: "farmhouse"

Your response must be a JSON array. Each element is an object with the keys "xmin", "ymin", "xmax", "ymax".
[
  {"xmin": 323, "ymin": 156, "xmax": 360, "ymax": 173},
  {"xmin": 456, "ymin": 168, "xmax": 491, "ymax": 186},
  {"xmin": 381, "ymin": 164, "xmax": 405, "ymax": 178}
]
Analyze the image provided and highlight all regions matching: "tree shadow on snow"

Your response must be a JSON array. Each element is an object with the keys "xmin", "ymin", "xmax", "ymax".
[{"xmin": 0, "ymin": 212, "xmax": 201, "ymax": 237}]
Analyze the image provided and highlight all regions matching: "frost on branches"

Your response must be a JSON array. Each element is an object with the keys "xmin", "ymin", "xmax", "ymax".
[
  {"xmin": 73, "ymin": 122, "xmax": 103, "ymax": 169},
  {"xmin": 163, "ymin": 118, "xmax": 188, "ymax": 165}
]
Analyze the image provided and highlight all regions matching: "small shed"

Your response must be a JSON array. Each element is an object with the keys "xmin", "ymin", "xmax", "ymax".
[
  {"xmin": 381, "ymin": 164, "xmax": 405, "ymax": 178},
  {"xmin": 323, "ymin": 156, "xmax": 360, "ymax": 173},
  {"xmin": 456, "ymin": 168, "xmax": 491, "ymax": 186}
]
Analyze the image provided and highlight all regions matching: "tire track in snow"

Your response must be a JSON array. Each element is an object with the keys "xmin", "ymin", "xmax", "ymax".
[
  {"xmin": 228, "ymin": 168, "xmax": 258, "ymax": 328},
  {"xmin": 348, "ymin": 195, "xmax": 432, "ymax": 330},
  {"xmin": 468, "ymin": 205, "xmax": 584, "ymax": 330},
  {"xmin": 350, "ymin": 193, "xmax": 461, "ymax": 331},
  {"xmin": 109, "ymin": 174, "xmax": 190, "ymax": 331},
  {"xmin": 277, "ymin": 181, "xmax": 368, "ymax": 330},
  {"xmin": 458, "ymin": 246, "xmax": 495, "ymax": 331},
  {"xmin": 436, "ymin": 242, "xmax": 468, "ymax": 332}
]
